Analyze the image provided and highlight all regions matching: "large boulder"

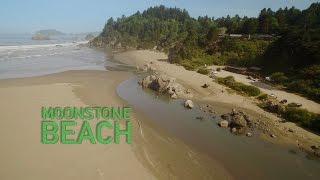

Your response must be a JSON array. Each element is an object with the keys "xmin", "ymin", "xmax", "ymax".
[
  {"xmin": 224, "ymin": 109, "xmax": 253, "ymax": 134},
  {"xmin": 219, "ymin": 120, "xmax": 229, "ymax": 128},
  {"xmin": 140, "ymin": 73, "xmax": 192, "ymax": 99},
  {"xmin": 230, "ymin": 114, "xmax": 247, "ymax": 128},
  {"xmin": 184, "ymin": 100, "xmax": 194, "ymax": 109}
]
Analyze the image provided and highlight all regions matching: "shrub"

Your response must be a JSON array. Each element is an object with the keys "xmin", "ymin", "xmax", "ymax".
[
  {"xmin": 180, "ymin": 61, "xmax": 196, "ymax": 70},
  {"xmin": 217, "ymin": 76, "xmax": 261, "ymax": 96},
  {"xmin": 257, "ymin": 93, "xmax": 269, "ymax": 101},
  {"xmin": 240, "ymin": 85, "xmax": 261, "ymax": 96},
  {"xmin": 287, "ymin": 80, "xmax": 320, "ymax": 103},
  {"xmin": 282, "ymin": 108, "xmax": 320, "ymax": 132},
  {"xmin": 259, "ymin": 101, "xmax": 320, "ymax": 133},
  {"xmin": 197, "ymin": 67, "xmax": 210, "ymax": 75},
  {"xmin": 270, "ymin": 72, "xmax": 288, "ymax": 84}
]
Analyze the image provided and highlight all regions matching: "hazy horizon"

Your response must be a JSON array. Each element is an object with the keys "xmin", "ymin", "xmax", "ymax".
[{"xmin": 0, "ymin": 0, "xmax": 318, "ymax": 34}]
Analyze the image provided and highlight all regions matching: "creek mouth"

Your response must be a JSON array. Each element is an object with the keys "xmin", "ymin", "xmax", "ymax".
[{"xmin": 116, "ymin": 75, "xmax": 320, "ymax": 180}]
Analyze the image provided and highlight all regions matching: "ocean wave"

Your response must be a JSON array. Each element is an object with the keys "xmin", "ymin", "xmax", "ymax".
[
  {"xmin": 0, "ymin": 41, "xmax": 88, "ymax": 51},
  {"xmin": 0, "ymin": 51, "xmax": 68, "ymax": 62}
]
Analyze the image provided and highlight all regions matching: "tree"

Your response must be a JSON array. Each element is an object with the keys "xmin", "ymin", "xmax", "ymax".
[{"xmin": 242, "ymin": 18, "xmax": 258, "ymax": 34}]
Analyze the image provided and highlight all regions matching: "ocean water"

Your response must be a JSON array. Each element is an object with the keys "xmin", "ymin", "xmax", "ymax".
[
  {"xmin": 0, "ymin": 34, "xmax": 85, "ymax": 46},
  {"xmin": 0, "ymin": 34, "xmax": 113, "ymax": 79}
]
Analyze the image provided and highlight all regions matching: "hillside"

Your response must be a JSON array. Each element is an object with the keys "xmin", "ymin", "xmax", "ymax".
[{"xmin": 91, "ymin": 3, "xmax": 320, "ymax": 102}]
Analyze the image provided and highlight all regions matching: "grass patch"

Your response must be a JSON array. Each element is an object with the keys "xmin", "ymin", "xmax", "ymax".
[
  {"xmin": 180, "ymin": 60, "xmax": 197, "ymax": 70},
  {"xmin": 217, "ymin": 76, "xmax": 261, "ymax": 96},
  {"xmin": 283, "ymin": 108, "xmax": 320, "ymax": 133},
  {"xmin": 197, "ymin": 67, "xmax": 210, "ymax": 75},
  {"xmin": 257, "ymin": 93, "xmax": 269, "ymax": 101},
  {"xmin": 258, "ymin": 101, "xmax": 320, "ymax": 133}
]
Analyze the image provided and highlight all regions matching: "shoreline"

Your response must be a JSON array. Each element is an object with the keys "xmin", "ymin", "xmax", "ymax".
[
  {"xmin": 0, "ymin": 70, "xmax": 233, "ymax": 179},
  {"xmin": 113, "ymin": 49, "xmax": 320, "ymax": 157}
]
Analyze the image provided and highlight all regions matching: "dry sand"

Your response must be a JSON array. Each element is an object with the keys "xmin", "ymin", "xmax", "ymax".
[
  {"xmin": 0, "ymin": 70, "xmax": 232, "ymax": 180},
  {"xmin": 114, "ymin": 50, "xmax": 320, "ymax": 154}
]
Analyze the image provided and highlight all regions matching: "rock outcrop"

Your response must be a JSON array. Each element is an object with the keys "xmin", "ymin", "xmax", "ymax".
[
  {"xmin": 89, "ymin": 36, "xmax": 126, "ymax": 49},
  {"xmin": 139, "ymin": 73, "xmax": 193, "ymax": 99},
  {"xmin": 230, "ymin": 110, "xmax": 248, "ymax": 129},
  {"xmin": 219, "ymin": 109, "xmax": 253, "ymax": 134}
]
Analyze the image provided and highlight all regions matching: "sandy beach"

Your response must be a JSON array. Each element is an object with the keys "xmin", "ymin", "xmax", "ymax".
[
  {"xmin": 0, "ymin": 70, "xmax": 155, "ymax": 180},
  {"xmin": 2, "ymin": 1, "xmax": 320, "ymax": 179},
  {"xmin": 114, "ymin": 50, "xmax": 320, "ymax": 155},
  {"xmin": 0, "ymin": 70, "xmax": 232, "ymax": 180}
]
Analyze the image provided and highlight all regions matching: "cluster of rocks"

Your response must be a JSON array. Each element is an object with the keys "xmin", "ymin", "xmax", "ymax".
[
  {"xmin": 259, "ymin": 95, "xmax": 303, "ymax": 115},
  {"xmin": 89, "ymin": 36, "xmax": 130, "ymax": 50},
  {"xmin": 219, "ymin": 109, "xmax": 254, "ymax": 136},
  {"xmin": 139, "ymin": 73, "xmax": 193, "ymax": 99},
  {"xmin": 263, "ymin": 99, "xmax": 286, "ymax": 114}
]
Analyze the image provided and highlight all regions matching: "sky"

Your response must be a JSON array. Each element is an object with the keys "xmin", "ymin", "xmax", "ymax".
[{"xmin": 0, "ymin": 0, "xmax": 318, "ymax": 34}]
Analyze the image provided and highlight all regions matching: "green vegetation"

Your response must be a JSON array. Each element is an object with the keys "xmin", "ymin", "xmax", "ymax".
[
  {"xmin": 283, "ymin": 108, "xmax": 320, "ymax": 132},
  {"xmin": 197, "ymin": 67, "xmax": 210, "ymax": 75},
  {"xmin": 91, "ymin": 3, "xmax": 320, "ymax": 102},
  {"xmin": 261, "ymin": 3, "xmax": 320, "ymax": 102},
  {"xmin": 269, "ymin": 72, "xmax": 288, "ymax": 84},
  {"xmin": 257, "ymin": 93, "xmax": 269, "ymax": 101},
  {"xmin": 281, "ymin": 65, "xmax": 320, "ymax": 103},
  {"xmin": 259, "ymin": 99, "xmax": 320, "ymax": 133},
  {"xmin": 217, "ymin": 76, "xmax": 261, "ymax": 96},
  {"xmin": 90, "ymin": 5, "xmax": 272, "ymax": 67},
  {"xmin": 267, "ymin": 65, "xmax": 320, "ymax": 102}
]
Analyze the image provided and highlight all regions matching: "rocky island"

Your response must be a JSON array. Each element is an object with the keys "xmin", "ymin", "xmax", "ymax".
[{"xmin": 31, "ymin": 29, "xmax": 64, "ymax": 40}]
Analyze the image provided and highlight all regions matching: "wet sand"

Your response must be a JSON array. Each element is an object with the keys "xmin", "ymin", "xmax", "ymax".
[{"xmin": 0, "ymin": 70, "xmax": 232, "ymax": 180}]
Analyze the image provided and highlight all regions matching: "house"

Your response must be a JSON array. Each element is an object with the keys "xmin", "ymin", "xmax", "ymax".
[{"xmin": 229, "ymin": 34, "xmax": 243, "ymax": 38}]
